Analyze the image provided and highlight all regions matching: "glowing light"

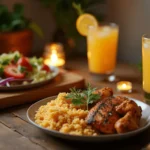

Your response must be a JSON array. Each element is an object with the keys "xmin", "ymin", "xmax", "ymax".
[
  {"xmin": 117, "ymin": 81, "xmax": 132, "ymax": 93},
  {"xmin": 43, "ymin": 43, "xmax": 65, "ymax": 68}
]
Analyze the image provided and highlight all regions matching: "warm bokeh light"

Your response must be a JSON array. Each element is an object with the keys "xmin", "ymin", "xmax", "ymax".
[
  {"xmin": 43, "ymin": 43, "xmax": 65, "ymax": 68},
  {"xmin": 117, "ymin": 81, "xmax": 132, "ymax": 93}
]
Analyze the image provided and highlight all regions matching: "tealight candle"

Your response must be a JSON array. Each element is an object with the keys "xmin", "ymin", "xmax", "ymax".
[
  {"xmin": 43, "ymin": 43, "xmax": 65, "ymax": 68},
  {"xmin": 117, "ymin": 81, "xmax": 132, "ymax": 93}
]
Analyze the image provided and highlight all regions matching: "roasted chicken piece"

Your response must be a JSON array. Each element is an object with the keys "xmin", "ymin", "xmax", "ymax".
[
  {"xmin": 86, "ymin": 95, "xmax": 142, "ymax": 134},
  {"xmin": 86, "ymin": 96, "xmax": 126, "ymax": 134},
  {"xmin": 114, "ymin": 111, "xmax": 139, "ymax": 133},
  {"xmin": 89, "ymin": 87, "xmax": 113, "ymax": 109},
  {"xmin": 115, "ymin": 100, "xmax": 142, "ymax": 133},
  {"xmin": 94, "ymin": 87, "xmax": 113, "ymax": 100}
]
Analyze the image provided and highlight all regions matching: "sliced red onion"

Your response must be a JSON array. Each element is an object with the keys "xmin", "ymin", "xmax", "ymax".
[
  {"xmin": 0, "ymin": 77, "xmax": 15, "ymax": 86},
  {"xmin": 0, "ymin": 78, "xmax": 33, "ymax": 86},
  {"xmin": 6, "ymin": 82, "xmax": 10, "ymax": 87}
]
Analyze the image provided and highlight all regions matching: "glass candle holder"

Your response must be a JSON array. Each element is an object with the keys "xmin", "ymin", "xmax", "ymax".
[
  {"xmin": 43, "ymin": 43, "xmax": 65, "ymax": 68},
  {"xmin": 117, "ymin": 81, "xmax": 132, "ymax": 93}
]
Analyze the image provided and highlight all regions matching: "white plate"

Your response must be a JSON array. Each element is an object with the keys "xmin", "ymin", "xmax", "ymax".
[
  {"xmin": 0, "ymin": 66, "xmax": 59, "ymax": 91},
  {"xmin": 27, "ymin": 96, "xmax": 150, "ymax": 142}
]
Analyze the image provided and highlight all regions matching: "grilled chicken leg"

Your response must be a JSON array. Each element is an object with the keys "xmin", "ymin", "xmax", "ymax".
[{"xmin": 115, "ymin": 100, "xmax": 142, "ymax": 133}]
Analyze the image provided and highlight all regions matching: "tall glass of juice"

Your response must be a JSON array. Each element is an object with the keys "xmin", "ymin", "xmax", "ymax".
[
  {"xmin": 142, "ymin": 35, "xmax": 150, "ymax": 102},
  {"xmin": 87, "ymin": 23, "xmax": 119, "ymax": 81}
]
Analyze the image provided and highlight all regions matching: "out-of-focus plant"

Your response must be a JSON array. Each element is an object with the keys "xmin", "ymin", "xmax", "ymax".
[
  {"xmin": 39, "ymin": 0, "xmax": 105, "ymax": 39},
  {"xmin": 0, "ymin": 3, "xmax": 43, "ymax": 37}
]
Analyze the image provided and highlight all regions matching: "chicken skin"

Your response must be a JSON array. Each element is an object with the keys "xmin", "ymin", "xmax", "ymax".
[
  {"xmin": 115, "ymin": 100, "xmax": 142, "ymax": 133},
  {"xmin": 94, "ymin": 87, "xmax": 113, "ymax": 100},
  {"xmin": 86, "ymin": 89, "xmax": 142, "ymax": 134},
  {"xmin": 114, "ymin": 111, "xmax": 139, "ymax": 133},
  {"xmin": 86, "ymin": 96, "xmax": 126, "ymax": 134},
  {"xmin": 89, "ymin": 87, "xmax": 114, "ymax": 109}
]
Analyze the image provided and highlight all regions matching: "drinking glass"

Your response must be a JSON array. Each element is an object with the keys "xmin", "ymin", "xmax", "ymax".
[
  {"xmin": 142, "ymin": 34, "xmax": 150, "ymax": 102},
  {"xmin": 87, "ymin": 23, "xmax": 119, "ymax": 81}
]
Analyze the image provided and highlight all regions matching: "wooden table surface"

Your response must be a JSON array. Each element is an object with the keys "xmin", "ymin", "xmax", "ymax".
[{"xmin": 0, "ymin": 58, "xmax": 150, "ymax": 150}]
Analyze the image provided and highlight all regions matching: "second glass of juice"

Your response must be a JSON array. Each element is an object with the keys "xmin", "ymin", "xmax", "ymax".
[
  {"xmin": 142, "ymin": 35, "xmax": 150, "ymax": 102},
  {"xmin": 87, "ymin": 23, "xmax": 119, "ymax": 80}
]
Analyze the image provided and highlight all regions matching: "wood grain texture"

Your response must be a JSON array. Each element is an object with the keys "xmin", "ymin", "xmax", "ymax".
[
  {"xmin": 0, "ymin": 123, "xmax": 45, "ymax": 150},
  {"xmin": 0, "ymin": 112, "xmax": 70, "ymax": 150},
  {"xmin": 0, "ymin": 71, "xmax": 85, "ymax": 109}
]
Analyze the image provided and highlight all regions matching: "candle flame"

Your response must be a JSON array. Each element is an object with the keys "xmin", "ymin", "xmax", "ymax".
[
  {"xmin": 44, "ymin": 44, "xmax": 65, "ymax": 67},
  {"xmin": 51, "ymin": 53, "xmax": 58, "ymax": 63},
  {"xmin": 122, "ymin": 83, "xmax": 127, "ymax": 88}
]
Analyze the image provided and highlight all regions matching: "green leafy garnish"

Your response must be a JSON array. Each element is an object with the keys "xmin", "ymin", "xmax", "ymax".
[
  {"xmin": 14, "ymin": 54, "xmax": 20, "ymax": 63},
  {"xmin": 85, "ymin": 84, "xmax": 101, "ymax": 105},
  {"xmin": 18, "ymin": 65, "xmax": 26, "ymax": 73},
  {"xmin": 65, "ymin": 84, "xmax": 100, "ymax": 110},
  {"xmin": 66, "ymin": 88, "xmax": 85, "ymax": 105},
  {"xmin": 1, "ymin": 59, "xmax": 10, "ymax": 65}
]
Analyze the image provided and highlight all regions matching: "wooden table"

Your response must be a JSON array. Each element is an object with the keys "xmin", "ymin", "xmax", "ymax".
[{"xmin": 0, "ymin": 58, "xmax": 149, "ymax": 150}]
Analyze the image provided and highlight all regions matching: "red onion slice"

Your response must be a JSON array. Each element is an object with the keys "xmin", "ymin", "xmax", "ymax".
[{"xmin": 0, "ymin": 77, "xmax": 15, "ymax": 86}]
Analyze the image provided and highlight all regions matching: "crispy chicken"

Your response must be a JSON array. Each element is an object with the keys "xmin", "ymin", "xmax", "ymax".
[
  {"xmin": 89, "ymin": 87, "xmax": 113, "ymax": 109},
  {"xmin": 115, "ymin": 100, "xmax": 142, "ymax": 133},
  {"xmin": 86, "ymin": 87, "xmax": 142, "ymax": 134},
  {"xmin": 94, "ymin": 87, "xmax": 113, "ymax": 100}
]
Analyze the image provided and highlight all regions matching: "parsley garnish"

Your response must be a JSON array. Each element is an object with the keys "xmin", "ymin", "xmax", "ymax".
[
  {"xmin": 65, "ymin": 84, "xmax": 100, "ymax": 110},
  {"xmin": 66, "ymin": 88, "xmax": 85, "ymax": 105}
]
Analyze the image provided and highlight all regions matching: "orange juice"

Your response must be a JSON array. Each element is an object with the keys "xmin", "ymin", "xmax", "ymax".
[
  {"xmin": 87, "ymin": 24, "xmax": 119, "ymax": 74},
  {"xmin": 142, "ymin": 36, "xmax": 150, "ymax": 93}
]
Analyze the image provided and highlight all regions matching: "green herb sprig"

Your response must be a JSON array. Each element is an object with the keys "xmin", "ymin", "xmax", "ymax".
[{"xmin": 65, "ymin": 84, "xmax": 100, "ymax": 110}]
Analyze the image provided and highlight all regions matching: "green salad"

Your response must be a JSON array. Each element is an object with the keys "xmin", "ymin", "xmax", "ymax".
[{"xmin": 0, "ymin": 51, "xmax": 54, "ymax": 86}]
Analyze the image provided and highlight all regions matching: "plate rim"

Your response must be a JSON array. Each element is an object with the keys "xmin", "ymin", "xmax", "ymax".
[{"xmin": 27, "ymin": 96, "xmax": 150, "ymax": 140}]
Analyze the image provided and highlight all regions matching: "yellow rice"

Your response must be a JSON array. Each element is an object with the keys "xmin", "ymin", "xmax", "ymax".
[{"xmin": 35, "ymin": 93, "xmax": 98, "ymax": 136}]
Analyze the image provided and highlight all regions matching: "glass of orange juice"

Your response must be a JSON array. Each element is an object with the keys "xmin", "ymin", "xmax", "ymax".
[
  {"xmin": 87, "ymin": 23, "xmax": 119, "ymax": 81},
  {"xmin": 142, "ymin": 34, "xmax": 150, "ymax": 102}
]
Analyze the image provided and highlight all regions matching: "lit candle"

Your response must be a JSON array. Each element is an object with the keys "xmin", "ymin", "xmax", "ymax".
[
  {"xmin": 43, "ymin": 43, "xmax": 65, "ymax": 68},
  {"xmin": 117, "ymin": 81, "xmax": 132, "ymax": 93}
]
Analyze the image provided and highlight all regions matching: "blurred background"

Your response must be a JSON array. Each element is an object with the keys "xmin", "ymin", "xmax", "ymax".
[{"xmin": 0, "ymin": 0, "xmax": 150, "ymax": 64}]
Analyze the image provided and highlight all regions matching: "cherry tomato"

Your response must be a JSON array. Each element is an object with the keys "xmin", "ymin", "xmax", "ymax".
[
  {"xmin": 4, "ymin": 65, "xmax": 25, "ymax": 79},
  {"xmin": 41, "ymin": 64, "xmax": 51, "ymax": 72},
  {"xmin": 17, "ymin": 57, "xmax": 33, "ymax": 71}
]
